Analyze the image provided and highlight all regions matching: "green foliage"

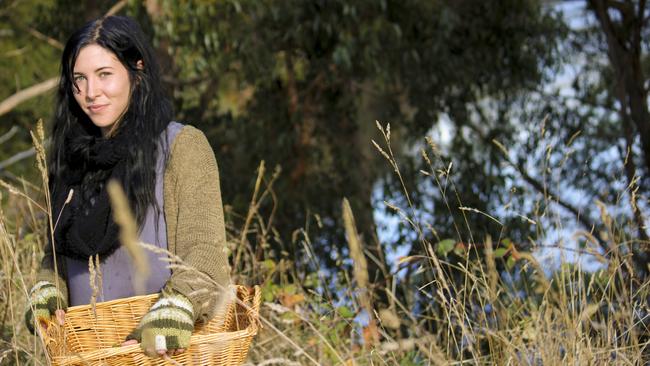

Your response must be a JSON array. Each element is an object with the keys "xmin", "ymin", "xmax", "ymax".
[
  {"xmin": 139, "ymin": 2, "xmax": 568, "ymax": 296},
  {"xmin": 1, "ymin": 1, "xmax": 649, "ymax": 362},
  {"xmin": 336, "ymin": 305, "xmax": 355, "ymax": 319},
  {"xmin": 493, "ymin": 248, "xmax": 508, "ymax": 258},
  {"xmin": 0, "ymin": 0, "xmax": 120, "ymax": 180},
  {"xmin": 436, "ymin": 238, "xmax": 455, "ymax": 256}
]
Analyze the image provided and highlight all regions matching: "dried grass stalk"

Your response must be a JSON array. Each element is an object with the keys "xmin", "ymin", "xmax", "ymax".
[
  {"xmin": 342, "ymin": 198, "xmax": 379, "ymax": 345},
  {"xmin": 106, "ymin": 180, "xmax": 149, "ymax": 294}
]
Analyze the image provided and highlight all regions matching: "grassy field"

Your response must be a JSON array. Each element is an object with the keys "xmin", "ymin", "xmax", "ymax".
[{"xmin": 0, "ymin": 123, "xmax": 648, "ymax": 365}]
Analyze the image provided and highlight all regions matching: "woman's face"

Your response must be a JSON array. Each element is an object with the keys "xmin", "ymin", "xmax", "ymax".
[{"xmin": 72, "ymin": 44, "xmax": 132, "ymax": 137}]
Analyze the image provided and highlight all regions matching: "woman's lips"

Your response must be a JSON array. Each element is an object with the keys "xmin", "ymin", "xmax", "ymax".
[{"xmin": 88, "ymin": 104, "xmax": 107, "ymax": 113}]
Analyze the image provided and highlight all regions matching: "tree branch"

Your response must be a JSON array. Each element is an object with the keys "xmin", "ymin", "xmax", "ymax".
[
  {"xmin": 614, "ymin": 66, "xmax": 649, "ymax": 241},
  {"xmin": 12, "ymin": 0, "xmax": 127, "ymax": 51},
  {"xmin": 5, "ymin": 12, "xmax": 64, "ymax": 50},
  {"xmin": 604, "ymin": 0, "xmax": 634, "ymax": 18},
  {"xmin": 162, "ymin": 75, "xmax": 208, "ymax": 87},
  {"xmin": 0, "ymin": 0, "xmax": 19, "ymax": 17},
  {"xmin": 106, "ymin": 0, "xmax": 127, "ymax": 16},
  {"xmin": 636, "ymin": 0, "xmax": 647, "ymax": 23},
  {"xmin": 0, "ymin": 126, "xmax": 19, "ymax": 145},
  {"xmin": 635, "ymin": 0, "xmax": 647, "ymax": 52},
  {"xmin": 0, "ymin": 139, "xmax": 51, "ymax": 172},
  {"xmin": 0, "ymin": 77, "xmax": 58, "ymax": 117},
  {"xmin": 0, "ymin": 147, "xmax": 36, "ymax": 171},
  {"xmin": 590, "ymin": 0, "xmax": 628, "ymax": 52},
  {"xmin": 492, "ymin": 140, "xmax": 607, "ymax": 248},
  {"xmin": 26, "ymin": 27, "xmax": 63, "ymax": 50}
]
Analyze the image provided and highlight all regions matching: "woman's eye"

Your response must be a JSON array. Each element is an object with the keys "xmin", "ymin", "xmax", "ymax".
[
  {"xmin": 99, "ymin": 72, "xmax": 111, "ymax": 78},
  {"xmin": 74, "ymin": 75, "xmax": 85, "ymax": 82}
]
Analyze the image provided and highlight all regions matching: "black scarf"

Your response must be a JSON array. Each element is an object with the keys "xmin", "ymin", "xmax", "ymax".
[{"xmin": 51, "ymin": 126, "xmax": 132, "ymax": 262}]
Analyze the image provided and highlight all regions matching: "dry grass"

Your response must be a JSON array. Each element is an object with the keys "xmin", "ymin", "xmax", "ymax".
[{"xmin": 0, "ymin": 121, "xmax": 648, "ymax": 365}]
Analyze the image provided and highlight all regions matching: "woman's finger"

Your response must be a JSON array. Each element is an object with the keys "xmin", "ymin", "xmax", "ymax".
[
  {"xmin": 55, "ymin": 309, "xmax": 66, "ymax": 325},
  {"xmin": 144, "ymin": 347, "xmax": 158, "ymax": 357},
  {"xmin": 121, "ymin": 339, "xmax": 138, "ymax": 347}
]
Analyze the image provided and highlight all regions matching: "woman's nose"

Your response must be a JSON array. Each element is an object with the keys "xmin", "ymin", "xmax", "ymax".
[{"xmin": 85, "ymin": 78, "xmax": 99, "ymax": 100}]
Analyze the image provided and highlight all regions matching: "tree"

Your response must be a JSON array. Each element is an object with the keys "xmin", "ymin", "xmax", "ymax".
[
  {"xmin": 586, "ymin": 0, "xmax": 649, "ymax": 273},
  {"xmin": 5, "ymin": 0, "xmax": 646, "ymax": 346},
  {"xmin": 146, "ymin": 0, "xmax": 565, "ymax": 312},
  {"xmin": 508, "ymin": 0, "xmax": 650, "ymax": 277},
  {"xmin": 0, "ymin": 0, "xmax": 126, "ymax": 179}
]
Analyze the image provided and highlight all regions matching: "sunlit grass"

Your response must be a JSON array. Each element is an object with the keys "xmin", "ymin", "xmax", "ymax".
[{"xmin": 0, "ymin": 121, "xmax": 648, "ymax": 365}]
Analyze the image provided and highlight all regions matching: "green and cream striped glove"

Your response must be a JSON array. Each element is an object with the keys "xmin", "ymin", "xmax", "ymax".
[
  {"xmin": 24, "ymin": 281, "xmax": 67, "ymax": 334},
  {"xmin": 126, "ymin": 290, "xmax": 194, "ymax": 356}
]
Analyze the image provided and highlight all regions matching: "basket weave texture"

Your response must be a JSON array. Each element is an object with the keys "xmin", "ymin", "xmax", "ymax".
[{"xmin": 40, "ymin": 285, "xmax": 260, "ymax": 366}]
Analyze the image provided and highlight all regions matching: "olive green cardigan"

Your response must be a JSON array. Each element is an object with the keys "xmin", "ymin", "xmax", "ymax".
[{"xmin": 37, "ymin": 125, "xmax": 231, "ymax": 324}]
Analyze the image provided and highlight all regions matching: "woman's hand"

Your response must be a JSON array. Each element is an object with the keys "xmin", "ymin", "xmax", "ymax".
[
  {"xmin": 120, "ymin": 339, "xmax": 185, "ymax": 356},
  {"xmin": 55, "ymin": 309, "xmax": 66, "ymax": 325},
  {"xmin": 124, "ymin": 289, "xmax": 194, "ymax": 357},
  {"xmin": 24, "ymin": 281, "xmax": 67, "ymax": 334}
]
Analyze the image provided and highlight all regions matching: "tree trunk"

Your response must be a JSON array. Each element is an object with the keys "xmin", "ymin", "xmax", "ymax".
[
  {"xmin": 589, "ymin": 0, "xmax": 650, "ymax": 174},
  {"xmin": 284, "ymin": 56, "xmax": 391, "ymax": 310},
  {"xmin": 352, "ymin": 82, "xmax": 393, "ymax": 310},
  {"xmin": 143, "ymin": 0, "xmax": 178, "ymax": 98},
  {"xmin": 589, "ymin": 0, "xmax": 650, "ymax": 274}
]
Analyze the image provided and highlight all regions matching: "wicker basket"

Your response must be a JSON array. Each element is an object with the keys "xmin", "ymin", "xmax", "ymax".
[{"xmin": 39, "ymin": 285, "xmax": 260, "ymax": 366}]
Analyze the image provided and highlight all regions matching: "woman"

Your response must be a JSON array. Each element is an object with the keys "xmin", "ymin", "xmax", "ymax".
[{"xmin": 25, "ymin": 16, "xmax": 231, "ymax": 357}]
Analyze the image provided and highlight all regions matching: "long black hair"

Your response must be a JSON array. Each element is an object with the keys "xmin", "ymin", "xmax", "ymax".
[{"xmin": 50, "ymin": 16, "xmax": 173, "ymax": 227}]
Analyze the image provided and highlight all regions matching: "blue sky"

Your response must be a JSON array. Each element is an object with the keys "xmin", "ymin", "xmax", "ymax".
[{"xmin": 373, "ymin": 0, "xmax": 614, "ymax": 275}]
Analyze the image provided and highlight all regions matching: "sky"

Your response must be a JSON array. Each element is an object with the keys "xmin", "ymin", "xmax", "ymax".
[{"xmin": 373, "ymin": 0, "xmax": 611, "ymax": 276}]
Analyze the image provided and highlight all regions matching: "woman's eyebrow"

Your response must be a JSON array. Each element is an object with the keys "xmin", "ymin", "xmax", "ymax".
[
  {"xmin": 94, "ymin": 66, "xmax": 114, "ymax": 72},
  {"xmin": 73, "ymin": 66, "xmax": 114, "ymax": 75}
]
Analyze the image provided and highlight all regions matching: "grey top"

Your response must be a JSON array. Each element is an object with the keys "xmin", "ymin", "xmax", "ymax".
[{"xmin": 66, "ymin": 122, "xmax": 184, "ymax": 306}]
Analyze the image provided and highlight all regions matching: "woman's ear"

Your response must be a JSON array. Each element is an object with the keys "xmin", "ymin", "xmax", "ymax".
[{"xmin": 135, "ymin": 60, "xmax": 144, "ymax": 85}]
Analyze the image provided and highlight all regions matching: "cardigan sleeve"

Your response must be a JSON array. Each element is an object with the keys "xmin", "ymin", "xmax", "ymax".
[{"xmin": 163, "ymin": 126, "xmax": 232, "ymax": 324}]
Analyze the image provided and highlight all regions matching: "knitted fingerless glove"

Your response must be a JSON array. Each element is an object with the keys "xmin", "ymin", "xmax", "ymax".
[
  {"xmin": 24, "ymin": 281, "xmax": 67, "ymax": 334},
  {"xmin": 125, "ymin": 290, "xmax": 194, "ymax": 355}
]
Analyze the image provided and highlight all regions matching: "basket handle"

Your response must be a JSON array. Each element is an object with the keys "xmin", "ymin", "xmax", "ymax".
[
  {"xmin": 45, "ymin": 285, "xmax": 262, "ymax": 365},
  {"xmin": 39, "ymin": 318, "xmax": 67, "ymax": 358},
  {"xmin": 245, "ymin": 285, "xmax": 262, "ymax": 332}
]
